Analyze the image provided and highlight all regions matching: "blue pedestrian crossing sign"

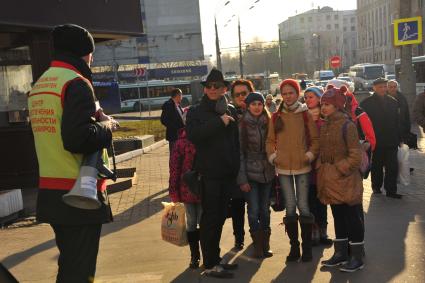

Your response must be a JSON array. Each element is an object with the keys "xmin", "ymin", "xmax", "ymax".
[{"xmin": 393, "ymin": 16, "xmax": 423, "ymax": 46}]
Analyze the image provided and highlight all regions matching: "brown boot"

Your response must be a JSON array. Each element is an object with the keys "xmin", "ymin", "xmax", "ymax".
[
  {"xmin": 250, "ymin": 230, "xmax": 264, "ymax": 258},
  {"xmin": 262, "ymin": 229, "xmax": 273, "ymax": 258}
]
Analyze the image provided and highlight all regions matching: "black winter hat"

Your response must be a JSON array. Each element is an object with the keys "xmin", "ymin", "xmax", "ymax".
[
  {"xmin": 52, "ymin": 24, "xmax": 95, "ymax": 57},
  {"xmin": 201, "ymin": 68, "xmax": 230, "ymax": 86},
  {"xmin": 245, "ymin": 92, "xmax": 265, "ymax": 106}
]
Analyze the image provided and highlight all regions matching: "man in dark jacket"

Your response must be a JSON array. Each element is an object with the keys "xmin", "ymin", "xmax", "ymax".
[
  {"xmin": 186, "ymin": 69, "xmax": 240, "ymax": 278},
  {"xmin": 360, "ymin": 78, "xmax": 402, "ymax": 199},
  {"xmin": 160, "ymin": 88, "xmax": 185, "ymax": 154},
  {"xmin": 29, "ymin": 24, "xmax": 115, "ymax": 282},
  {"xmin": 387, "ymin": 80, "xmax": 411, "ymax": 143}
]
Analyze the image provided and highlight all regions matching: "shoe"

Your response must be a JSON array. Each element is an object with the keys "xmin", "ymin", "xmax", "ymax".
[
  {"xmin": 204, "ymin": 265, "xmax": 234, "ymax": 278},
  {"xmin": 386, "ymin": 193, "xmax": 402, "ymax": 199},
  {"xmin": 321, "ymin": 239, "xmax": 349, "ymax": 267},
  {"xmin": 340, "ymin": 242, "xmax": 365, "ymax": 272},
  {"xmin": 187, "ymin": 230, "xmax": 200, "ymax": 269},
  {"xmin": 299, "ymin": 215, "xmax": 314, "ymax": 262},
  {"xmin": 250, "ymin": 230, "xmax": 264, "ymax": 258},
  {"xmin": 284, "ymin": 215, "xmax": 300, "ymax": 262},
  {"xmin": 219, "ymin": 263, "xmax": 238, "ymax": 270},
  {"xmin": 233, "ymin": 241, "xmax": 244, "ymax": 251},
  {"xmin": 262, "ymin": 229, "xmax": 273, "ymax": 258}
]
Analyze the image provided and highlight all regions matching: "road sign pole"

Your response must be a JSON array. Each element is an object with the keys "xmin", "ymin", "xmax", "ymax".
[{"xmin": 398, "ymin": 0, "xmax": 417, "ymax": 109}]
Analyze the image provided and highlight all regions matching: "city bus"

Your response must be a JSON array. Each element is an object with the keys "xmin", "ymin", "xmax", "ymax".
[
  {"xmin": 348, "ymin": 63, "xmax": 385, "ymax": 91},
  {"xmin": 395, "ymin": 55, "xmax": 425, "ymax": 95},
  {"xmin": 245, "ymin": 72, "xmax": 280, "ymax": 95},
  {"xmin": 119, "ymin": 80, "xmax": 192, "ymax": 112},
  {"xmin": 93, "ymin": 81, "xmax": 121, "ymax": 114}
]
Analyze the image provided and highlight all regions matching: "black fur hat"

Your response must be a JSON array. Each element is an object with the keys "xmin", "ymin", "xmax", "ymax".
[{"xmin": 52, "ymin": 24, "xmax": 95, "ymax": 57}]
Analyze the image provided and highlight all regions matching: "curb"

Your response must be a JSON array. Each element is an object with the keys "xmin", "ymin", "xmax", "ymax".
[{"xmin": 110, "ymin": 139, "xmax": 168, "ymax": 164}]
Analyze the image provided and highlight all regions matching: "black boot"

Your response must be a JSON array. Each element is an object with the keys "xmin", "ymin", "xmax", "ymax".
[
  {"xmin": 262, "ymin": 228, "xmax": 273, "ymax": 258},
  {"xmin": 340, "ymin": 242, "xmax": 365, "ymax": 272},
  {"xmin": 321, "ymin": 238, "xmax": 349, "ymax": 267},
  {"xmin": 250, "ymin": 230, "xmax": 264, "ymax": 258},
  {"xmin": 300, "ymin": 215, "xmax": 314, "ymax": 262},
  {"xmin": 187, "ymin": 230, "xmax": 200, "ymax": 269},
  {"xmin": 284, "ymin": 215, "xmax": 300, "ymax": 262}
]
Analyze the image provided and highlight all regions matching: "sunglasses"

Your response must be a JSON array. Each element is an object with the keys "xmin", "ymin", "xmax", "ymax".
[
  {"xmin": 234, "ymin": 91, "xmax": 248, "ymax": 97},
  {"xmin": 205, "ymin": 82, "xmax": 226, "ymax": 89}
]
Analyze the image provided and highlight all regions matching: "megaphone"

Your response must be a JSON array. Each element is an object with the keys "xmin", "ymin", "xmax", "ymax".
[{"xmin": 63, "ymin": 150, "xmax": 116, "ymax": 210}]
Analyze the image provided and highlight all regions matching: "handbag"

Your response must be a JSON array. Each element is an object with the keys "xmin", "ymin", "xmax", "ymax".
[{"xmin": 270, "ymin": 175, "xmax": 285, "ymax": 212}]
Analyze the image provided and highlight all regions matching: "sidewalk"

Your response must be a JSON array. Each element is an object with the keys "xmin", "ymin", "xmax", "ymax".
[{"xmin": 1, "ymin": 129, "xmax": 425, "ymax": 282}]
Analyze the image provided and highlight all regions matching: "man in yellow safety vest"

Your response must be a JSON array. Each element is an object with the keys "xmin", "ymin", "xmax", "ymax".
[{"xmin": 28, "ymin": 24, "xmax": 116, "ymax": 283}]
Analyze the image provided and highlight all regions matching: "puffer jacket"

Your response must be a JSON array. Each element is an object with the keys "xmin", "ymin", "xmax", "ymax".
[
  {"xmin": 317, "ymin": 111, "xmax": 364, "ymax": 205},
  {"xmin": 266, "ymin": 102, "xmax": 319, "ymax": 175},
  {"xmin": 168, "ymin": 129, "xmax": 200, "ymax": 203},
  {"xmin": 237, "ymin": 111, "xmax": 275, "ymax": 185}
]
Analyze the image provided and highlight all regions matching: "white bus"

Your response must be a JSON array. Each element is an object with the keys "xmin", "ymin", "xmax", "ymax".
[
  {"xmin": 348, "ymin": 63, "xmax": 385, "ymax": 91},
  {"xmin": 119, "ymin": 80, "xmax": 192, "ymax": 112},
  {"xmin": 395, "ymin": 56, "xmax": 425, "ymax": 95}
]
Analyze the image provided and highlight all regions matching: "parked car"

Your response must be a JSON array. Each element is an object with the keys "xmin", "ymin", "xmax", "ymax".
[{"xmin": 336, "ymin": 76, "xmax": 355, "ymax": 93}]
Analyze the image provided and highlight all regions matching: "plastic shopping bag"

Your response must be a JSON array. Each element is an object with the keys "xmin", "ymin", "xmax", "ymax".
[
  {"xmin": 161, "ymin": 202, "xmax": 188, "ymax": 246},
  {"xmin": 397, "ymin": 144, "xmax": 410, "ymax": 186}
]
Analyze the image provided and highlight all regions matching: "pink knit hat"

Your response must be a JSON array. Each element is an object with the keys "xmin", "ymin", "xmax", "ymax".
[{"xmin": 320, "ymin": 86, "xmax": 347, "ymax": 110}]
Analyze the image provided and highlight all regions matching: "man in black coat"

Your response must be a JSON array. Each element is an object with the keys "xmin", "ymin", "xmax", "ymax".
[
  {"xmin": 360, "ymin": 78, "xmax": 402, "ymax": 199},
  {"xmin": 387, "ymin": 80, "xmax": 411, "ymax": 144},
  {"xmin": 31, "ymin": 24, "xmax": 115, "ymax": 282},
  {"xmin": 186, "ymin": 69, "xmax": 240, "ymax": 278},
  {"xmin": 160, "ymin": 88, "xmax": 185, "ymax": 154}
]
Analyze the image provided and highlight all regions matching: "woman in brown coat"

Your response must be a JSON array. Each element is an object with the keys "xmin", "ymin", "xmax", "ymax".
[
  {"xmin": 266, "ymin": 79, "xmax": 320, "ymax": 263},
  {"xmin": 317, "ymin": 87, "xmax": 365, "ymax": 273}
]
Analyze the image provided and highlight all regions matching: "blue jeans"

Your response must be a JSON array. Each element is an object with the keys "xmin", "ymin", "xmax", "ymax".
[
  {"xmin": 244, "ymin": 181, "xmax": 272, "ymax": 232},
  {"xmin": 184, "ymin": 203, "xmax": 202, "ymax": 232},
  {"xmin": 279, "ymin": 173, "xmax": 310, "ymax": 217}
]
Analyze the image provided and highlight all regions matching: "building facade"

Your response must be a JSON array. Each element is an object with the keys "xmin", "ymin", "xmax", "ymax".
[
  {"xmin": 93, "ymin": 0, "xmax": 205, "ymax": 74},
  {"xmin": 357, "ymin": 0, "xmax": 424, "ymax": 68},
  {"xmin": 279, "ymin": 6, "xmax": 358, "ymax": 76}
]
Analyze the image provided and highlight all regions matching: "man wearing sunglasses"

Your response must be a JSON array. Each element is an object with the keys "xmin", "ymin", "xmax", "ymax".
[{"xmin": 186, "ymin": 68, "xmax": 240, "ymax": 278}]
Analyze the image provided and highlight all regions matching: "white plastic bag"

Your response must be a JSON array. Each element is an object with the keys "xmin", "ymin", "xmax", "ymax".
[
  {"xmin": 397, "ymin": 144, "xmax": 410, "ymax": 186},
  {"xmin": 161, "ymin": 202, "xmax": 188, "ymax": 246}
]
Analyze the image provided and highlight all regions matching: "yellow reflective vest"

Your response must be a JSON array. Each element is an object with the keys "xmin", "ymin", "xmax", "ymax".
[{"xmin": 28, "ymin": 60, "xmax": 106, "ymax": 191}]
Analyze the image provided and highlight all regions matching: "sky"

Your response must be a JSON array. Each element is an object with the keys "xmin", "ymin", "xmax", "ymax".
[{"xmin": 199, "ymin": 0, "xmax": 357, "ymax": 60}]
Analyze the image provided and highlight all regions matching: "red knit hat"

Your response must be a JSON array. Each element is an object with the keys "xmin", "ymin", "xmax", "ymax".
[
  {"xmin": 280, "ymin": 79, "xmax": 300, "ymax": 95},
  {"xmin": 320, "ymin": 86, "xmax": 346, "ymax": 110}
]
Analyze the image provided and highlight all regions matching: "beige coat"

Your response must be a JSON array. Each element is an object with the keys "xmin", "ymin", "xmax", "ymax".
[
  {"xmin": 266, "ymin": 103, "xmax": 319, "ymax": 175},
  {"xmin": 317, "ymin": 111, "xmax": 364, "ymax": 205}
]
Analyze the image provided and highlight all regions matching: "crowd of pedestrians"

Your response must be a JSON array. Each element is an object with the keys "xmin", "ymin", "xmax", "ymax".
[{"xmin": 163, "ymin": 68, "xmax": 414, "ymax": 279}]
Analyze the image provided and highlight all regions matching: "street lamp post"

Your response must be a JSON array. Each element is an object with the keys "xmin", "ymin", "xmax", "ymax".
[{"xmin": 214, "ymin": 0, "xmax": 231, "ymax": 70}]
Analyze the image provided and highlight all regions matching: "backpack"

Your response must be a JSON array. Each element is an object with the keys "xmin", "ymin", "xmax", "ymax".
[{"xmin": 342, "ymin": 120, "xmax": 371, "ymax": 179}]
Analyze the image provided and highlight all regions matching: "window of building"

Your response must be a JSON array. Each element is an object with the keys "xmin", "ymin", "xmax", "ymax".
[
  {"xmin": 327, "ymin": 24, "xmax": 331, "ymax": 30},
  {"xmin": 300, "ymin": 17, "xmax": 304, "ymax": 23},
  {"xmin": 308, "ymin": 17, "xmax": 312, "ymax": 22},
  {"xmin": 334, "ymin": 15, "xmax": 339, "ymax": 20},
  {"xmin": 344, "ymin": 27, "xmax": 347, "ymax": 32},
  {"xmin": 326, "ymin": 15, "xmax": 331, "ymax": 20},
  {"xmin": 344, "ymin": 38, "xmax": 348, "ymax": 44},
  {"xmin": 351, "ymin": 26, "xmax": 356, "ymax": 31},
  {"xmin": 335, "ymin": 24, "xmax": 339, "ymax": 29},
  {"xmin": 351, "ymin": 17, "xmax": 355, "ymax": 23}
]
